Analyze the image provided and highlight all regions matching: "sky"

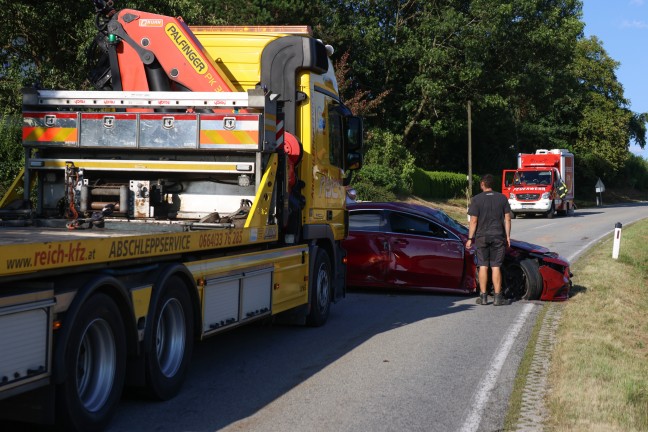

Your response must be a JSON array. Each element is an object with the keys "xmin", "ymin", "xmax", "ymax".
[{"xmin": 582, "ymin": 0, "xmax": 648, "ymax": 160}]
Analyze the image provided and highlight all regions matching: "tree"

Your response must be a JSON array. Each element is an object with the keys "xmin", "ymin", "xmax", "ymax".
[
  {"xmin": 572, "ymin": 36, "xmax": 635, "ymax": 184},
  {"xmin": 334, "ymin": 50, "xmax": 389, "ymax": 117},
  {"xmin": 198, "ymin": 0, "xmax": 324, "ymax": 25}
]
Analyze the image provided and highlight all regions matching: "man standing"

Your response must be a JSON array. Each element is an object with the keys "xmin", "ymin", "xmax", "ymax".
[{"xmin": 465, "ymin": 174, "xmax": 512, "ymax": 306}]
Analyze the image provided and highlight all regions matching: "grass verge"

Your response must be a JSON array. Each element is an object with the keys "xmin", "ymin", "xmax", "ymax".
[{"xmin": 507, "ymin": 219, "xmax": 648, "ymax": 431}]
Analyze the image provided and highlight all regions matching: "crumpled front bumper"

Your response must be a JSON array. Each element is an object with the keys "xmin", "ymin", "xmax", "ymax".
[{"xmin": 538, "ymin": 257, "xmax": 572, "ymax": 301}]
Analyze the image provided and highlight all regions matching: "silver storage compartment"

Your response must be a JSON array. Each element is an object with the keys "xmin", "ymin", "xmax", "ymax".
[
  {"xmin": 79, "ymin": 112, "xmax": 137, "ymax": 148},
  {"xmin": 139, "ymin": 113, "xmax": 198, "ymax": 149},
  {"xmin": 241, "ymin": 268, "xmax": 272, "ymax": 321},
  {"xmin": 203, "ymin": 275, "xmax": 240, "ymax": 333},
  {"xmin": 0, "ymin": 296, "xmax": 55, "ymax": 394}
]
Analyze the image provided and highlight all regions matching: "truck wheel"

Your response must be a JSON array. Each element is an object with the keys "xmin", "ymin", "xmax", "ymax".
[
  {"xmin": 306, "ymin": 248, "xmax": 332, "ymax": 327},
  {"xmin": 145, "ymin": 275, "xmax": 194, "ymax": 400},
  {"xmin": 57, "ymin": 293, "xmax": 126, "ymax": 432},
  {"xmin": 546, "ymin": 204, "xmax": 555, "ymax": 219},
  {"xmin": 503, "ymin": 259, "xmax": 543, "ymax": 300},
  {"xmin": 510, "ymin": 212, "xmax": 516, "ymax": 219},
  {"xmin": 557, "ymin": 202, "xmax": 569, "ymax": 216},
  {"xmin": 566, "ymin": 202, "xmax": 573, "ymax": 216}
]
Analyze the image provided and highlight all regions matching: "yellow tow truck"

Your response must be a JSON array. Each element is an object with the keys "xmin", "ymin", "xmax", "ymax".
[{"xmin": 0, "ymin": 3, "xmax": 362, "ymax": 430}]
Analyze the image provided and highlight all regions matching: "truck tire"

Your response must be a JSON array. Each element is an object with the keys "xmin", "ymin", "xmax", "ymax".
[
  {"xmin": 306, "ymin": 248, "xmax": 332, "ymax": 327},
  {"xmin": 557, "ymin": 202, "xmax": 567, "ymax": 216},
  {"xmin": 56, "ymin": 293, "xmax": 126, "ymax": 432},
  {"xmin": 145, "ymin": 275, "xmax": 194, "ymax": 400},
  {"xmin": 546, "ymin": 203, "xmax": 555, "ymax": 219},
  {"xmin": 503, "ymin": 259, "xmax": 543, "ymax": 300}
]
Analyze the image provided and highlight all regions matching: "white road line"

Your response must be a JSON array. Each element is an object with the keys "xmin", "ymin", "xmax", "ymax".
[
  {"xmin": 567, "ymin": 231, "xmax": 610, "ymax": 262},
  {"xmin": 459, "ymin": 302, "xmax": 535, "ymax": 432},
  {"xmin": 568, "ymin": 215, "xmax": 648, "ymax": 262}
]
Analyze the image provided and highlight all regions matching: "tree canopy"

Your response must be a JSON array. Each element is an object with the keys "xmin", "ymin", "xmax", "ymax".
[{"xmin": 1, "ymin": 0, "xmax": 646, "ymax": 196}]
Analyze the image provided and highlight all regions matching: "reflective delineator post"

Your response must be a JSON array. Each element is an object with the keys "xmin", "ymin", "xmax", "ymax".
[{"xmin": 612, "ymin": 222, "xmax": 622, "ymax": 259}]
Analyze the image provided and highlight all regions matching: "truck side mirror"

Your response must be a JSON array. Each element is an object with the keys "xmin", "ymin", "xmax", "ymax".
[{"xmin": 345, "ymin": 116, "xmax": 363, "ymax": 151}]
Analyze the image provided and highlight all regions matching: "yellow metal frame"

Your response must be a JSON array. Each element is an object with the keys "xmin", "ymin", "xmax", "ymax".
[
  {"xmin": 28, "ymin": 159, "xmax": 252, "ymax": 174},
  {"xmin": 245, "ymin": 153, "xmax": 278, "ymax": 228},
  {"xmin": 0, "ymin": 168, "xmax": 29, "ymax": 208}
]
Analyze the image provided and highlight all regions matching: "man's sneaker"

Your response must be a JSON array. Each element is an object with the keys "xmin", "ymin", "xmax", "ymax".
[
  {"xmin": 493, "ymin": 293, "xmax": 510, "ymax": 306},
  {"xmin": 476, "ymin": 293, "xmax": 488, "ymax": 305}
]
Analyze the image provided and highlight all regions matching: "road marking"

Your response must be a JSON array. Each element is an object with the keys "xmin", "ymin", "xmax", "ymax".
[
  {"xmin": 568, "ymin": 214, "xmax": 648, "ymax": 262},
  {"xmin": 459, "ymin": 302, "xmax": 535, "ymax": 432},
  {"xmin": 568, "ymin": 232, "xmax": 609, "ymax": 262}
]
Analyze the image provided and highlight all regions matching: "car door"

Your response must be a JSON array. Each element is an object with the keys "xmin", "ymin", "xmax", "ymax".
[
  {"xmin": 345, "ymin": 210, "xmax": 390, "ymax": 286},
  {"xmin": 385, "ymin": 210, "xmax": 465, "ymax": 290}
]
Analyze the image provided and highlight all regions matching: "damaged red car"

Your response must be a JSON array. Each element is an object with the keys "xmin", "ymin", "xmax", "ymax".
[{"xmin": 343, "ymin": 202, "xmax": 571, "ymax": 301}]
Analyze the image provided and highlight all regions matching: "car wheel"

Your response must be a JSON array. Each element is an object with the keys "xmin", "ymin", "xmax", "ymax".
[
  {"xmin": 503, "ymin": 259, "xmax": 543, "ymax": 300},
  {"xmin": 306, "ymin": 248, "xmax": 332, "ymax": 327}
]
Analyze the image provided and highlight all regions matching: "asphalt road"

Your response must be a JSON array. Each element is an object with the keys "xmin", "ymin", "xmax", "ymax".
[
  {"xmin": 7, "ymin": 203, "xmax": 647, "ymax": 432},
  {"xmin": 102, "ymin": 202, "xmax": 648, "ymax": 432}
]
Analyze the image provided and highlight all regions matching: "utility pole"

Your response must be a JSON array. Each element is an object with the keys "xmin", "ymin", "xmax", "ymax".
[{"xmin": 467, "ymin": 100, "xmax": 472, "ymax": 220}]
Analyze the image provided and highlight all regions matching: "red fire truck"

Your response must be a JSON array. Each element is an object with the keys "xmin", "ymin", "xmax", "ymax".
[{"xmin": 502, "ymin": 149, "xmax": 575, "ymax": 218}]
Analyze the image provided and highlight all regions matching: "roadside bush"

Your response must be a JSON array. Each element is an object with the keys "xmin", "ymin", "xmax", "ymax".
[
  {"xmin": 614, "ymin": 153, "xmax": 648, "ymax": 190},
  {"xmin": 353, "ymin": 175, "xmax": 397, "ymax": 202},
  {"xmin": 351, "ymin": 129, "xmax": 415, "ymax": 201},
  {"xmin": 412, "ymin": 169, "xmax": 482, "ymax": 199}
]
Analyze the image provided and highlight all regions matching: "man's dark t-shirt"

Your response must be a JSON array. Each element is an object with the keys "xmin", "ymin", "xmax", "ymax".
[{"xmin": 468, "ymin": 191, "xmax": 511, "ymax": 238}]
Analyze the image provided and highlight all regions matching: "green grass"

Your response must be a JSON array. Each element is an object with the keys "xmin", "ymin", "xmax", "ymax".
[{"xmin": 506, "ymin": 219, "xmax": 648, "ymax": 431}]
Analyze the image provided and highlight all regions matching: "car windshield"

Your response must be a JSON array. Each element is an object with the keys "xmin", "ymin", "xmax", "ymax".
[{"xmin": 431, "ymin": 210, "xmax": 468, "ymax": 235}]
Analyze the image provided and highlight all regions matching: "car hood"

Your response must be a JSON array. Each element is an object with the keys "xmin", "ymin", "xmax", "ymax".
[{"xmin": 510, "ymin": 239, "xmax": 551, "ymax": 255}]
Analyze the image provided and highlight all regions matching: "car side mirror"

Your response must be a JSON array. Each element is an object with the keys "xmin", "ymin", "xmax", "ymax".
[{"xmin": 345, "ymin": 116, "xmax": 363, "ymax": 151}]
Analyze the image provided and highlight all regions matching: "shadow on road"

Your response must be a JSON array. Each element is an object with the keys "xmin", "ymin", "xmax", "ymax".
[
  {"xmin": 103, "ymin": 290, "xmax": 472, "ymax": 431},
  {"xmin": 566, "ymin": 210, "xmax": 604, "ymax": 217}
]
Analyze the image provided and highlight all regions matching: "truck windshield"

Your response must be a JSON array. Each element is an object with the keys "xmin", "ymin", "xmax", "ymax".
[{"xmin": 515, "ymin": 171, "xmax": 552, "ymax": 185}]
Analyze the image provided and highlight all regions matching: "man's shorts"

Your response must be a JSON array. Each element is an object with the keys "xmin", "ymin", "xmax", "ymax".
[{"xmin": 475, "ymin": 236, "xmax": 506, "ymax": 267}]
